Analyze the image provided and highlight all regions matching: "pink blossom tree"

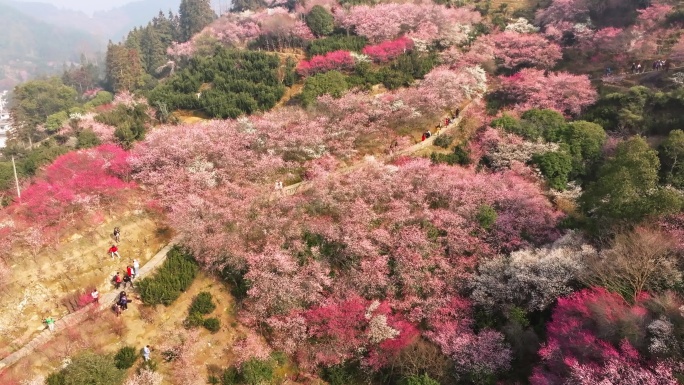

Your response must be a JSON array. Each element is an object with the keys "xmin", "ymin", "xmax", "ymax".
[
  {"xmin": 484, "ymin": 31, "xmax": 563, "ymax": 70},
  {"xmin": 297, "ymin": 50, "xmax": 355, "ymax": 76},
  {"xmin": 531, "ymin": 288, "xmax": 682, "ymax": 385},
  {"xmin": 498, "ymin": 69, "xmax": 598, "ymax": 116},
  {"xmin": 362, "ymin": 37, "xmax": 414, "ymax": 63}
]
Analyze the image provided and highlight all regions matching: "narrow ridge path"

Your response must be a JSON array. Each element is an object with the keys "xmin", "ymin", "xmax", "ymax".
[{"xmin": 0, "ymin": 236, "xmax": 182, "ymax": 371}]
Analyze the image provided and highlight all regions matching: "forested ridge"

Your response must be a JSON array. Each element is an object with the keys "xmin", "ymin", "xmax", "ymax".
[{"xmin": 2, "ymin": 0, "xmax": 684, "ymax": 384}]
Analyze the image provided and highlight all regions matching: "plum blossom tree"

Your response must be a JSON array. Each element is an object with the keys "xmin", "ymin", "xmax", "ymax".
[
  {"xmin": 9, "ymin": 144, "xmax": 134, "ymax": 228},
  {"xmin": 362, "ymin": 37, "xmax": 415, "ymax": 63},
  {"xmin": 471, "ymin": 236, "xmax": 591, "ymax": 312},
  {"xmin": 484, "ymin": 31, "xmax": 563, "ymax": 70},
  {"xmin": 296, "ymin": 50, "xmax": 355, "ymax": 76},
  {"xmin": 335, "ymin": 2, "xmax": 480, "ymax": 45},
  {"xmin": 498, "ymin": 69, "xmax": 598, "ymax": 116},
  {"xmin": 505, "ymin": 18, "xmax": 540, "ymax": 33},
  {"xmin": 531, "ymin": 288, "xmax": 681, "ymax": 385}
]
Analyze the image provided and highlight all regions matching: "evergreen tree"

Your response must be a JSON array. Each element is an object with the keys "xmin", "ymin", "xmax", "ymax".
[
  {"xmin": 581, "ymin": 136, "xmax": 682, "ymax": 228},
  {"xmin": 105, "ymin": 42, "xmax": 145, "ymax": 92},
  {"xmin": 140, "ymin": 26, "xmax": 167, "ymax": 74},
  {"xmin": 305, "ymin": 5, "xmax": 335, "ymax": 37},
  {"xmin": 179, "ymin": 0, "xmax": 217, "ymax": 42},
  {"xmin": 230, "ymin": 0, "xmax": 267, "ymax": 12}
]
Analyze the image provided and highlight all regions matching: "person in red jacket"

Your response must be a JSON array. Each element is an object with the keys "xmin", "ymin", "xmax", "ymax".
[{"xmin": 109, "ymin": 244, "xmax": 120, "ymax": 259}]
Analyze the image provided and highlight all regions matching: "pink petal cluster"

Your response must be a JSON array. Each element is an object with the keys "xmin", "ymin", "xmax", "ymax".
[
  {"xmin": 362, "ymin": 37, "xmax": 414, "ymax": 63},
  {"xmin": 297, "ymin": 50, "xmax": 355, "ymax": 76}
]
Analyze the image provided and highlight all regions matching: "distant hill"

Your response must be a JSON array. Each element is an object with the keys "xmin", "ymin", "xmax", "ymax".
[
  {"xmin": 4, "ymin": 0, "xmax": 182, "ymax": 42},
  {"xmin": 0, "ymin": 2, "xmax": 99, "ymax": 89}
]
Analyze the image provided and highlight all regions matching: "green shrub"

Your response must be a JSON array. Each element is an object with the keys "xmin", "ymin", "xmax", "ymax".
[
  {"xmin": 136, "ymin": 246, "xmax": 199, "ymax": 306},
  {"xmin": 430, "ymin": 145, "xmax": 471, "ymax": 166},
  {"xmin": 114, "ymin": 346, "xmax": 137, "ymax": 369},
  {"xmin": 301, "ymin": 71, "xmax": 348, "ymax": 106},
  {"xmin": 522, "ymin": 109, "xmax": 567, "ymax": 141},
  {"xmin": 401, "ymin": 374, "xmax": 440, "ymax": 385},
  {"xmin": 321, "ymin": 363, "xmax": 365, "ymax": 385},
  {"xmin": 433, "ymin": 134, "xmax": 454, "ymax": 148},
  {"xmin": 76, "ymin": 129, "xmax": 101, "ymax": 149},
  {"xmin": 96, "ymin": 103, "xmax": 150, "ymax": 148},
  {"xmin": 476, "ymin": 204, "xmax": 497, "ymax": 230},
  {"xmin": 203, "ymin": 317, "xmax": 221, "ymax": 333},
  {"xmin": 391, "ymin": 51, "xmax": 436, "ymax": 80},
  {"xmin": 531, "ymin": 151, "xmax": 573, "ymax": 190},
  {"xmin": 491, "ymin": 114, "xmax": 539, "ymax": 140},
  {"xmin": 49, "ymin": 352, "xmax": 125, "ymax": 385},
  {"xmin": 189, "ymin": 292, "xmax": 216, "ymax": 315},
  {"xmin": 306, "ymin": 5, "xmax": 334, "ymax": 37},
  {"xmin": 138, "ymin": 358, "xmax": 158, "ymax": 372},
  {"xmin": 45, "ymin": 111, "xmax": 69, "ymax": 133},
  {"xmin": 220, "ymin": 265, "xmax": 251, "ymax": 302},
  {"xmin": 84, "ymin": 91, "xmax": 114, "ymax": 109},
  {"xmin": 46, "ymin": 372, "xmax": 66, "ymax": 385},
  {"xmin": 241, "ymin": 358, "xmax": 274, "ymax": 385},
  {"xmin": 149, "ymin": 48, "xmax": 285, "ymax": 119},
  {"xmin": 307, "ymin": 35, "xmax": 368, "ymax": 56},
  {"xmin": 220, "ymin": 367, "xmax": 240, "ymax": 385},
  {"xmin": 184, "ymin": 312, "xmax": 205, "ymax": 329}
]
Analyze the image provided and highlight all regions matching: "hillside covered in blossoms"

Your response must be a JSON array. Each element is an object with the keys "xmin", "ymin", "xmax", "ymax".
[{"xmin": 2, "ymin": 0, "xmax": 684, "ymax": 384}]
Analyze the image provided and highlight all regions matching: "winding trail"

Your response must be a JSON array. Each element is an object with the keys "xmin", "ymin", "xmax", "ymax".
[
  {"xmin": 281, "ymin": 102, "xmax": 473, "ymax": 196},
  {"xmin": 0, "ymin": 101, "xmax": 474, "ymax": 372}
]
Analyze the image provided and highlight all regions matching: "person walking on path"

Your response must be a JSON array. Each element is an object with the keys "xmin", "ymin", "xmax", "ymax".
[
  {"xmin": 113, "ymin": 272, "xmax": 122, "ymax": 289},
  {"xmin": 109, "ymin": 244, "xmax": 121, "ymax": 259},
  {"xmin": 127, "ymin": 265, "xmax": 135, "ymax": 280},
  {"xmin": 113, "ymin": 227, "xmax": 120, "ymax": 243},
  {"xmin": 143, "ymin": 345, "xmax": 151, "ymax": 361},
  {"xmin": 119, "ymin": 291, "xmax": 131, "ymax": 311},
  {"xmin": 133, "ymin": 259, "xmax": 140, "ymax": 276},
  {"xmin": 44, "ymin": 316, "xmax": 55, "ymax": 332},
  {"xmin": 122, "ymin": 271, "xmax": 133, "ymax": 289},
  {"xmin": 91, "ymin": 288, "xmax": 99, "ymax": 304}
]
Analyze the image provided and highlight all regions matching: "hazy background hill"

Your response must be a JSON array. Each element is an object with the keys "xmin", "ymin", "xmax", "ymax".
[
  {"xmin": 0, "ymin": 2, "xmax": 99, "ymax": 89},
  {"xmin": 0, "ymin": 0, "xmax": 184, "ymax": 89},
  {"xmin": 4, "ymin": 0, "xmax": 182, "ymax": 42}
]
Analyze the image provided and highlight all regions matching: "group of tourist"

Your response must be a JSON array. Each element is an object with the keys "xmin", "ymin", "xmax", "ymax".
[
  {"xmin": 631, "ymin": 60, "xmax": 672, "ymax": 74},
  {"xmin": 44, "ymin": 226, "xmax": 140, "ymax": 328}
]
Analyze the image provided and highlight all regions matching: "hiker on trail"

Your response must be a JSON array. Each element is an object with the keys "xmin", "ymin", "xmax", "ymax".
[
  {"xmin": 113, "ymin": 272, "xmax": 123, "ymax": 289},
  {"xmin": 113, "ymin": 227, "xmax": 120, "ymax": 243},
  {"xmin": 637, "ymin": 63, "xmax": 642, "ymax": 73},
  {"xmin": 91, "ymin": 288, "xmax": 99, "ymax": 304},
  {"xmin": 631, "ymin": 62, "xmax": 636, "ymax": 73},
  {"xmin": 119, "ymin": 291, "xmax": 130, "ymax": 310},
  {"xmin": 426, "ymin": 131, "xmax": 431, "ymax": 139},
  {"xmin": 127, "ymin": 265, "xmax": 135, "ymax": 280},
  {"xmin": 133, "ymin": 259, "xmax": 140, "ymax": 277},
  {"xmin": 112, "ymin": 303, "xmax": 122, "ymax": 317},
  {"xmin": 44, "ymin": 316, "xmax": 55, "ymax": 332},
  {"xmin": 421, "ymin": 133, "xmax": 426, "ymax": 141},
  {"xmin": 143, "ymin": 345, "xmax": 151, "ymax": 361},
  {"xmin": 122, "ymin": 271, "xmax": 133, "ymax": 289},
  {"xmin": 109, "ymin": 244, "xmax": 120, "ymax": 259}
]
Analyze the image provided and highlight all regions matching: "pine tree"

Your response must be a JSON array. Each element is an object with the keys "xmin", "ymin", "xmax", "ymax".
[
  {"xmin": 105, "ymin": 42, "xmax": 145, "ymax": 92},
  {"xmin": 179, "ymin": 0, "xmax": 217, "ymax": 42},
  {"xmin": 140, "ymin": 26, "xmax": 167, "ymax": 74}
]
